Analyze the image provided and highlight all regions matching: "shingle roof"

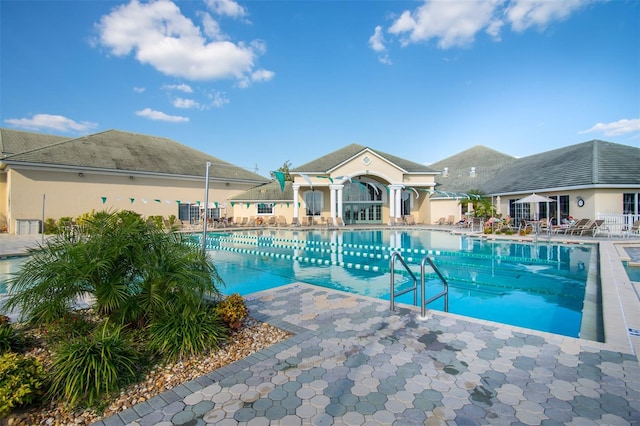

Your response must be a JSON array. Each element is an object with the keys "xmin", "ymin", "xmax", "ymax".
[
  {"xmin": 1, "ymin": 128, "xmax": 269, "ymax": 183},
  {"xmin": 0, "ymin": 128, "xmax": 69, "ymax": 156},
  {"xmin": 483, "ymin": 140, "xmax": 640, "ymax": 194},
  {"xmin": 428, "ymin": 145, "xmax": 516, "ymax": 193},
  {"xmin": 291, "ymin": 143, "xmax": 437, "ymax": 174},
  {"xmin": 229, "ymin": 181, "xmax": 293, "ymax": 201}
]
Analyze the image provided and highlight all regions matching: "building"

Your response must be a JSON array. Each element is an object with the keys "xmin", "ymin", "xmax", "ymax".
[{"xmin": 0, "ymin": 128, "xmax": 268, "ymax": 233}]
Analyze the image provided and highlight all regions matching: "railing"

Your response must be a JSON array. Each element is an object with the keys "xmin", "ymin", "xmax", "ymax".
[
  {"xmin": 389, "ymin": 252, "xmax": 417, "ymax": 312},
  {"xmin": 389, "ymin": 252, "xmax": 449, "ymax": 318},
  {"xmin": 598, "ymin": 213, "xmax": 640, "ymax": 237}
]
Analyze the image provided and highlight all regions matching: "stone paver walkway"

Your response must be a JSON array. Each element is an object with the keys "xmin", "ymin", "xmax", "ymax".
[{"xmin": 93, "ymin": 283, "xmax": 640, "ymax": 426}]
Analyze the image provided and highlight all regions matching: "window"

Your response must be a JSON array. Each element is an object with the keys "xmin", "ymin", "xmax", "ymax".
[
  {"xmin": 257, "ymin": 203, "xmax": 274, "ymax": 215},
  {"xmin": 304, "ymin": 190, "xmax": 322, "ymax": 216},
  {"xmin": 178, "ymin": 203, "xmax": 201, "ymax": 224},
  {"xmin": 623, "ymin": 193, "xmax": 640, "ymax": 215}
]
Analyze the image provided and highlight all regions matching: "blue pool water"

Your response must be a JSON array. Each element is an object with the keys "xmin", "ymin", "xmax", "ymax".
[
  {"xmin": 1, "ymin": 229, "xmax": 594, "ymax": 338},
  {"xmin": 200, "ymin": 229, "xmax": 593, "ymax": 338}
]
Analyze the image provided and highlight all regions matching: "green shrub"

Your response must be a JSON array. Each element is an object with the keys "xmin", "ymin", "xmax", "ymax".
[
  {"xmin": 44, "ymin": 218, "xmax": 58, "ymax": 235},
  {"xmin": 47, "ymin": 322, "xmax": 140, "ymax": 409},
  {"xmin": 148, "ymin": 306, "xmax": 227, "ymax": 362},
  {"xmin": 42, "ymin": 312, "xmax": 96, "ymax": 345},
  {"xmin": 0, "ymin": 352, "xmax": 46, "ymax": 416},
  {"xmin": 147, "ymin": 215, "xmax": 164, "ymax": 229},
  {"xmin": 214, "ymin": 294, "xmax": 249, "ymax": 329},
  {"xmin": 0, "ymin": 317, "xmax": 28, "ymax": 354}
]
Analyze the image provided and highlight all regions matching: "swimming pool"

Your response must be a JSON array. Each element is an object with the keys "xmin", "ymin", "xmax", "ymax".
[
  {"xmin": 1, "ymin": 229, "xmax": 596, "ymax": 339},
  {"xmin": 198, "ymin": 228, "xmax": 594, "ymax": 339}
]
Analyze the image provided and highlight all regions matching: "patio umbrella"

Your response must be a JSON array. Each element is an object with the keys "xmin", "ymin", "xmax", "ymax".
[{"xmin": 514, "ymin": 193, "xmax": 555, "ymax": 220}]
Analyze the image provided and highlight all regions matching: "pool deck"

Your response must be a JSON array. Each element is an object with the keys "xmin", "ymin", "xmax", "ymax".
[{"xmin": 2, "ymin": 232, "xmax": 639, "ymax": 425}]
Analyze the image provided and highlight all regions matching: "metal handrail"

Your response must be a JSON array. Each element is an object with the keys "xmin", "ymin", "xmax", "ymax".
[
  {"xmin": 390, "ymin": 252, "xmax": 449, "ymax": 317},
  {"xmin": 420, "ymin": 256, "xmax": 448, "ymax": 318},
  {"xmin": 389, "ymin": 252, "xmax": 418, "ymax": 311}
]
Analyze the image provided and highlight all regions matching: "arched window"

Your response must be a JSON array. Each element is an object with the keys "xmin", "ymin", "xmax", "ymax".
[{"xmin": 344, "ymin": 182, "xmax": 383, "ymax": 202}]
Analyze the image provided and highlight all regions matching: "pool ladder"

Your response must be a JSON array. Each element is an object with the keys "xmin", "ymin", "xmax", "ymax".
[{"xmin": 389, "ymin": 252, "xmax": 449, "ymax": 318}]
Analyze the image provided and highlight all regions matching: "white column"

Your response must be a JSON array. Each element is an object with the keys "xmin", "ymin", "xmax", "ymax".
[
  {"xmin": 329, "ymin": 185, "xmax": 337, "ymax": 224},
  {"xmin": 293, "ymin": 184, "xmax": 300, "ymax": 222},
  {"xmin": 395, "ymin": 187, "xmax": 402, "ymax": 220},
  {"xmin": 336, "ymin": 185, "xmax": 344, "ymax": 219},
  {"xmin": 388, "ymin": 186, "xmax": 395, "ymax": 224}
]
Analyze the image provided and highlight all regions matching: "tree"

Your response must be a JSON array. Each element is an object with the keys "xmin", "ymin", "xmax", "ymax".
[{"xmin": 270, "ymin": 160, "xmax": 292, "ymax": 181}]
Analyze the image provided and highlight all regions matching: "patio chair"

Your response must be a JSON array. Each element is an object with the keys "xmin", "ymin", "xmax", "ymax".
[
  {"xmin": 570, "ymin": 219, "xmax": 593, "ymax": 235},
  {"xmin": 335, "ymin": 217, "xmax": 345, "ymax": 227},
  {"xmin": 267, "ymin": 216, "xmax": 277, "ymax": 227},
  {"xmin": 625, "ymin": 220, "xmax": 640, "ymax": 237},
  {"xmin": 590, "ymin": 220, "xmax": 611, "ymax": 237},
  {"xmin": 291, "ymin": 217, "xmax": 300, "ymax": 227},
  {"xmin": 276, "ymin": 216, "xmax": 288, "ymax": 227},
  {"xmin": 436, "ymin": 217, "xmax": 446, "ymax": 225},
  {"xmin": 447, "ymin": 215, "xmax": 455, "ymax": 225},
  {"xmin": 404, "ymin": 215, "xmax": 416, "ymax": 225},
  {"xmin": 555, "ymin": 218, "xmax": 586, "ymax": 235}
]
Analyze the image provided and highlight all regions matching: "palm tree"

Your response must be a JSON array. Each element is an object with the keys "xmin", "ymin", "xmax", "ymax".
[{"xmin": 5, "ymin": 210, "xmax": 223, "ymax": 326}]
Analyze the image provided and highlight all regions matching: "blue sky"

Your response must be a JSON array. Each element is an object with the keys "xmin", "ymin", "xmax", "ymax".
[{"xmin": 2, "ymin": 0, "xmax": 639, "ymax": 178}]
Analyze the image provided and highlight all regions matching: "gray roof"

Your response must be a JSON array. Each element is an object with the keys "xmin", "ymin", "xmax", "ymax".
[
  {"xmin": 429, "ymin": 145, "xmax": 516, "ymax": 193},
  {"xmin": 0, "ymin": 128, "xmax": 69, "ymax": 156},
  {"xmin": 229, "ymin": 181, "xmax": 293, "ymax": 201},
  {"xmin": 483, "ymin": 140, "xmax": 640, "ymax": 194},
  {"xmin": 0, "ymin": 128, "xmax": 269, "ymax": 183},
  {"xmin": 292, "ymin": 143, "xmax": 437, "ymax": 174}
]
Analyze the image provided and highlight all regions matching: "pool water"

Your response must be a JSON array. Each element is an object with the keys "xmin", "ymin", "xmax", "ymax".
[
  {"xmin": 1, "ymin": 229, "xmax": 594, "ymax": 339},
  {"xmin": 201, "ymin": 229, "xmax": 593, "ymax": 338}
]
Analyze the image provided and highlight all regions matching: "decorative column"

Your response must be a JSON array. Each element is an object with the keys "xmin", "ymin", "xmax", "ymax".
[
  {"xmin": 336, "ymin": 185, "xmax": 344, "ymax": 219},
  {"xmin": 293, "ymin": 184, "xmax": 300, "ymax": 223},
  {"xmin": 329, "ymin": 184, "xmax": 337, "ymax": 225},
  {"xmin": 388, "ymin": 186, "xmax": 396, "ymax": 225},
  {"xmin": 395, "ymin": 186, "xmax": 403, "ymax": 221}
]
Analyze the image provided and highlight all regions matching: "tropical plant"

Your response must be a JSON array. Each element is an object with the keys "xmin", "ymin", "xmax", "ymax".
[
  {"xmin": 215, "ymin": 293, "xmax": 249, "ymax": 329},
  {"xmin": 0, "ymin": 317, "xmax": 28, "ymax": 354},
  {"xmin": 46, "ymin": 322, "xmax": 139, "ymax": 408},
  {"xmin": 4, "ymin": 210, "xmax": 224, "ymax": 327},
  {"xmin": 148, "ymin": 304, "xmax": 227, "ymax": 361},
  {"xmin": 0, "ymin": 352, "xmax": 46, "ymax": 416}
]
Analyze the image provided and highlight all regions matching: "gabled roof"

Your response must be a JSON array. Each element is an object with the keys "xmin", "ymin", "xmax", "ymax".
[
  {"xmin": 229, "ymin": 181, "xmax": 293, "ymax": 201},
  {"xmin": 428, "ymin": 145, "xmax": 516, "ymax": 193},
  {"xmin": 291, "ymin": 143, "xmax": 437, "ymax": 174},
  {"xmin": 0, "ymin": 128, "xmax": 69, "ymax": 156},
  {"xmin": 1, "ymin": 128, "xmax": 269, "ymax": 183},
  {"xmin": 483, "ymin": 140, "xmax": 640, "ymax": 195}
]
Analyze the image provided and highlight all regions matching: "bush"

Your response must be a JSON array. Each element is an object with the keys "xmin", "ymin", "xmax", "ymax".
[
  {"xmin": 148, "ymin": 306, "xmax": 227, "ymax": 362},
  {"xmin": 0, "ymin": 352, "xmax": 46, "ymax": 416},
  {"xmin": 215, "ymin": 294, "xmax": 249, "ymax": 329},
  {"xmin": 47, "ymin": 322, "xmax": 140, "ymax": 409},
  {"xmin": 42, "ymin": 312, "xmax": 96, "ymax": 345},
  {"xmin": 44, "ymin": 218, "xmax": 58, "ymax": 235},
  {"xmin": 0, "ymin": 317, "xmax": 28, "ymax": 354}
]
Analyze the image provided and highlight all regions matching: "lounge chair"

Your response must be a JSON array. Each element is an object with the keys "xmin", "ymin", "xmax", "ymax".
[
  {"xmin": 570, "ymin": 219, "xmax": 593, "ymax": 235},
  {"xmin": 276, "ymin": 216, "xmax": 288, "ymax": 227},
  {"xmin": 555, "ymin": 218, "xmax": 587, "ymax": 235},
  {"xmin": 624, "ymin": 220, "xmax": 640, "ymax": 238},
  {"xmin": 335, "ymin": 217, "xmax": 345, "ymax": 227},
  {"xmin": 404, "ymin": 215, "xmax": 416, "ymax": 225},
  {"xmin": 266, "ymin": 216, "xmax": 277, "ymax": 227},
  {"xmin": 436, "ymin": 217, "xmax": 446, "ymax": 225},
  {"xmin": 447, "ymin": 215, "xmax": 455, "ymax": 225}
]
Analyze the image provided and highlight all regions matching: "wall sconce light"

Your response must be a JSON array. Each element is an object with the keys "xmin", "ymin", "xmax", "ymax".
[{"xmin": 78, "ymin": 172, "xmax": 84, "ymax": 177}]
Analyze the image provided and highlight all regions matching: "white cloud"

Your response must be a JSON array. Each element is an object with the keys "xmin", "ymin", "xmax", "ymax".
[
  {"xmin": 199, "ymin": 12, "xmax": 227, "ymax": 41},
  {"xmin": 133, "ymin": 86, "xmax": 146, "ymax": 93},
  {"xmin": 136, "ymin": 108, "xmax": 189, "ymax": 122},
  {"xmin": 251, "ymin": 69, "xmax": 274, "ymax": 83},
  {"xmin": 579, "ymin": 119, "xmax": 640, "ymax": 137},
  {"xmin": 377, "ymin": 0, "xmax": 591, "ymax": 52},
  {"xmin": 506, "ymin": 0, "xmax": 587, "ymax": 32},
  {"xmin": 163, "ymin": 83, "xmax": 193, "ymax": 93},
  {"xmin": 95, "ymin": 0, "xmax": 271, "ymax": 84},
  {"xmin": 4, "ymin": 114, "xmax": 98, "ymax": 133},
  {"xmin": 210, "ymin": 91, "xmax": 230, "ymax": 108},
  {"xmin": 369, "ymin": 25, "xmax": 386, "ymax": 52},
  {"xmin": 204, "ymin": 0, "xmax": 247, "ymax": 19},
  {"xmin": 173, "ymin": 98, "xmax": 201, "ymax": 109}
]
